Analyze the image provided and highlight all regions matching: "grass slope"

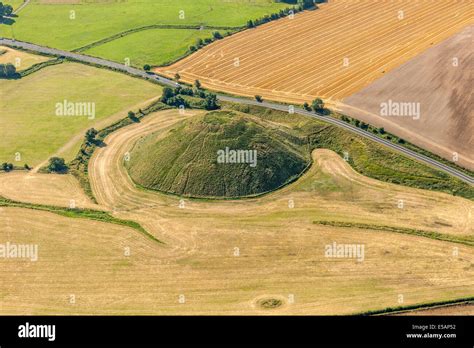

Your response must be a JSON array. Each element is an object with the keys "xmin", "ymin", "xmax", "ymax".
[
  {"xmin": 0, "ymin": 0, "xmax": 287, "ymax": 50},
  {"xmin": 0, "ymin": 62, "xmax": 162, "ymax": 166},
  {"xmin": 125, "ymin": 110, "xmax": 309, "ymax": 198},
  {"xmin": 84, "ymin": 28, "xmax": 215, "ymax": 68},
  {"xmin": 224, "ymin": 103, "xmax": 474, "ymax": 200}
]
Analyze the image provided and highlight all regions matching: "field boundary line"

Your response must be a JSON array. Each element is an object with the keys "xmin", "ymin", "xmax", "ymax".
[
  {"xmin": 313, "ymin": 220, "xmax": 474, "ymax": 247},
  {"xmin": 73, "ymin": 24, "xmax": 243, "ymax": 54},
  {"xmin": 353, "ymin": 297, "xmax": 474, "ymax": 316},
  {"xmin": 0, "ymin": 196, "xmax": 163, "ymax": 244}
]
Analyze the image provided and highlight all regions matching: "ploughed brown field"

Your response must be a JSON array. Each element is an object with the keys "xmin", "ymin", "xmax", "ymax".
[
  {"xmin": 157, "ymin": 0, "xmax": 472, "ymax": 105},
  {"xmin": 340, "ymin": 25, "xmax": 473, "ymax": 170}
]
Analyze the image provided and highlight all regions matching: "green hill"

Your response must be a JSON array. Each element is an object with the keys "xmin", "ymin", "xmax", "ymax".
[{"xmin": 125, "ymin": 111, "xmax": 310, "ymax": 198}]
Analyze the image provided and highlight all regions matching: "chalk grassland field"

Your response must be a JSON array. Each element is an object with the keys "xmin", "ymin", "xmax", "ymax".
[
  {"xmin": 0, "ymin": 61, "xmax": 162, "ymax": 167},
  {"xmin": 83, "ymin": 28, "xmax": 215, "ymax": 68},
  {"xmin": 0, "ymin": 110, "xmax": 473, "ymax": 314},
  {"xmin": 157, "ymin": 0, "xmax": 472, "ymax": 105},
  {"xmin": 0, "ymin": 0, "xmax": 287, "ymax": 50},
  {"xmin": 0, "ymin": 45, "xmax": 49, "ymax": 70},
  {"xmin": 340, "ymin": 25, "xmax": 473, "ymax": 171}
]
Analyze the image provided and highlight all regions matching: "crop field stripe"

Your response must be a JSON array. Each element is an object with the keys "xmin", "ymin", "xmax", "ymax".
[
  {"xmin": 200, "ymin": 2, "xmax": 407, "ymax": 82},
  {"xmin": 179, "ymin": 1, "xmax": 462, "ymax": 81},
  {"xmin": 267, "ymin": 2, "xmax": 460, "ymax": 92},
  {"xmin": 313, "ymin": 220, "xmax": 474, "ymax": 247},
  {"xmin": 159, "ymin": 0, "xmax": 472, "ymax": 102},
  {"xmin": 183, "ymin": 2, "xmax": 463, "ymax": 92}
]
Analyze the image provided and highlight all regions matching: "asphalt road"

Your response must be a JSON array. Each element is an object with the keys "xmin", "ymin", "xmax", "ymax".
[{"xmin": 1, "ymin": 38, "xmax": 472, "ymax": 185}]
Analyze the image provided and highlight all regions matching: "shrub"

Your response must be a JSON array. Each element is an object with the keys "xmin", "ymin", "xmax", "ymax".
[
  {"xmin": 1, "ymin": 162, "xmax": 13, "ymax": 172},
  {"xmin": 0, "ymin": 63, "xmax": 18, "ymax": 79},
  {"xmin": 85, "ymin": 128, "xmax": 98, "ymax": 143},
  {"xmin": 311, "ymin": 98, "xmax": 324, "ymax": 112},
  {"xmin": 47, "ymin": 157, "xmax": 68, "ymax": 173},
  {"xmin": 128, "ymin": 111, "xmax": 139, "ymax": 122}
]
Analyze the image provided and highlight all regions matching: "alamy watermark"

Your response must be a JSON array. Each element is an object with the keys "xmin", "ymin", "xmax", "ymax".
[
  {"xmin": 380, "ymin": 99, "xmax": 420, "ymax": 120},
  {"xmin": 325, "ymin": 242, "xmax": 364, "ymax": 262},
  {"xmin": 55, "ymin": 99, "xmax": 96, "ymax": 120},
  {"xmin": 0, "ymin": 242, "xmax": 38, "ymax": 261},
  {"xmin": 18, "ymin": 322, "xmax": 55, "ymax": 341},
  {"xmin": 217, "ymin": 147, "xmax": 257, "ymax": 167}
]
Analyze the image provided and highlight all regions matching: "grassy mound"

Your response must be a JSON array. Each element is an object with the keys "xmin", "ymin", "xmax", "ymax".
[{"xmin": 125, "ymin": 111, "xmax": 309, "ymax": 198}]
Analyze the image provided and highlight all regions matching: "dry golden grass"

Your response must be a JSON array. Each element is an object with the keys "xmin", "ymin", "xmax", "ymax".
[
  {"xmin": 0, "ymin": 46, "xmax": 48, "ymax": 71},
  {"xmin": 0, "ymin": 172, "xmax": 100, "ymax": 209},
  {"xmin": 1, "ymin": 109, "xmax": 472, "ymax": 315},
  {"xmin": 157, "ymin": 0, "xmax": 472, "ymax": 105}
]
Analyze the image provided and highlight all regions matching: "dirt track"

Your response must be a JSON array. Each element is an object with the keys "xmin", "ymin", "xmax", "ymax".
[{"xmin": 157, "ymin": 0, "xmax": 472, "ymax": 105}]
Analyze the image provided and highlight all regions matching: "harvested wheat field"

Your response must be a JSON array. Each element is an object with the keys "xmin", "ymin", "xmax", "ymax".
[
  {"xmin": 0, "ymin": 45, "xmax": 48, "ymax": 71},
  {"xmin": 1, "ymin": 109, "xmax": 472, "ymax": 315},
  {"xmin": 157, "ymin": 0, "xmax": 472, "ymax": 105},
  {"xmin": 0, "ymin": 172, "xmax": 99, "ymax": 209},
  {"xmin": 339, "ymin": 25, "xmax": 473, "ymax": 170}
]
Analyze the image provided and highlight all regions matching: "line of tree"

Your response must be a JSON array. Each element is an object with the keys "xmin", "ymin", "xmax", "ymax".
[
  {"xmin": 46, "ymin": 157, "xmax": 68, "ymax": 173},
  {"xmin": 189, "ymin": 31, "xmax": 225, "ymax": 53},
  {"xmin": 160, "ymin": 81, "xmax": 219, "ymax": 111},
  {"xmin": 340, "ymin": 114, "xmax": 406, "ymax": 144},
  {"xmin": 246, "ymin": 1, "xmax": 317, "ymax": 29},
  {"xmin": 184, "ymin": 1, "xmax": 322, "ymax": 59}
]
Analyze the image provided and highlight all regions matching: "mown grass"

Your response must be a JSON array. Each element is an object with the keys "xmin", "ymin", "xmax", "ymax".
[
  {"xmin": 84, "ymin": 28, "xmax": 215, "ymax": 68},
  {"xmin": 0, "ymin": 62, "xmax": 162, "ymax": 166},
  {"xmin": 0, "ymin": 196, "xmax": 162, "ymax": 244},
  {"xmin": 223, "ymin": 103, "xmax": 474, "ymax": 200},
  {"xmin": 68, "ymin": 100, "xmax": 171, "ymax": 202},
  {"xmin": 0, "ymin": 0, "xmax": 287, "ymax": 50},
  {"xmin": 309, "ymin": 127, "xmax": 474, "ymax": 200}
]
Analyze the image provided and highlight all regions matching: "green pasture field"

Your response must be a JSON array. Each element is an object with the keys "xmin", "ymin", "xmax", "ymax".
[
  {"xmin": 0, "ymin": 62, "xmax": 162, "ymax": 167},
  {"xmin": 84, "ymin": 28, "xmax": 215, "ymax": 68},
  {"xmin": 0, "ymin": 0, "xmax": 287, "ymax": 50}
]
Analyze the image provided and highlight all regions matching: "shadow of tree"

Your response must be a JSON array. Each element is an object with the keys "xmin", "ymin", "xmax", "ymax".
[{"xmin": 0, "ymin": 17, "xmax": 16, "ymax": 25}]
